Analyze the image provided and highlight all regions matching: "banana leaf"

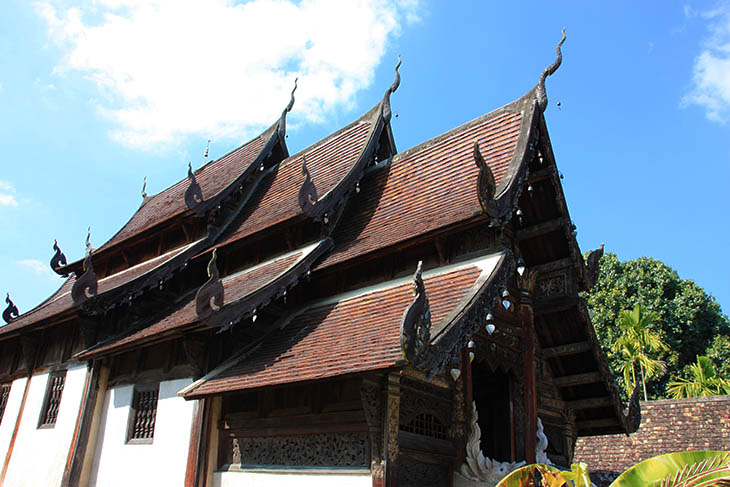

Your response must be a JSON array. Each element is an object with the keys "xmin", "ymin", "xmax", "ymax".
[
  {"xmin": 496, "ymin": 464, "xmax": 563, "ymax": 487},
  {"xmin": 610, "ymin": 450, "xmax": 730, "ymax": 487}
]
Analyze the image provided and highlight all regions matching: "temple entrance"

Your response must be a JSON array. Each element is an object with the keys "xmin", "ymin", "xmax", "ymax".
[{"xmin": 472, "ymin": 365, "xmax": 516, "ymax": 463}]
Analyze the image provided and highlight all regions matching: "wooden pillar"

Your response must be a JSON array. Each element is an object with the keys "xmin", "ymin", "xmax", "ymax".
[
  {"xmin": 185, "ymin": 399, "xmax": 209, "ymax": 487},
  {"xmin": 205, "ymin": 397, "xmax": 222, "ymax": 487},
  {"xmin": 382, "ymin": 372, "xmax": 401, "ymax": 487},
  {"xmin": 361, "ymin": 376, "xmax": 384, "ymax": 487},
  {"xmin": 453, "ymin": 350, "xmax": 470, "ymax": 469},
  {"xmin": 518, "ymin": 269, "xmax": 538, "ymax": 464}
]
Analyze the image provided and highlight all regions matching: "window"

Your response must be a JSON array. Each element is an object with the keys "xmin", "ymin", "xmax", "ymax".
[
  {"xmin": 127, "ymin": 384, "xmax": 159, "ymax": 443},
  {"xmin": 0, "ymin": 383, "xmax": 11, "ymax": 426},
  {"xmin": 39, "ymin": 371, "xmax": 66, "ymax": 428}
]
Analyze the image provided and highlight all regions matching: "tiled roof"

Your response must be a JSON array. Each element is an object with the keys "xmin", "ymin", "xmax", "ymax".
[
  {"xmin": 79, "ymin": 242, "xmax": 327, "ymax": 356},
  {"xmin": 319, "ymin": 104, "xmax": 527, "ymax": 269},
  {"xmin": 0, "ymin": 241, "xmax": 199, "ymax": 336},
  {"xmin": 219, "ymin": 105, "xmax": 379, "ymax": 245},
  {"xmin": 180, "ymin": 255, "xmax": 508, "ymax": 398},
  {"xmin": 104, "ymin": 134, "xmax": 268, "ymax": 249}
]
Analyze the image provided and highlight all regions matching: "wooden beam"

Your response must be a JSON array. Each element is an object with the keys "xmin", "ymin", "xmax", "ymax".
[
  {"xmin": 577, "ymin": 418, "xmax": 621, "ymax": 430},
  {"xmin": 567, "ymin": 397, "xmax": 613, "ymax": 410},
  {"xmin": 527, "ymin": 167, "xmax": 557, "ymax": 184},
  {"xmin": 532, "ymin": 257, "xmax": 575, "ymax": 275},
  {"xmin": 542, "ymin": 341, "xmax": 592, "ymax": 359},
  {"xmin": 516, "ymin": 217, "xmax": 569, "ymax": 241},
  {"xmin": 553, "ymin": 372, "xmax": 602, "ymax": 387}
]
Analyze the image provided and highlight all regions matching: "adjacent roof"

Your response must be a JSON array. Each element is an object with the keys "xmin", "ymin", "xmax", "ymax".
[
  {"xmin": 320, "ymin": 93, "xmax": 533, "ymax": 269},
  {"xmin": 180, "ymin": 252, "xmax": 507, "ymax": 398},
  {"xmin": 57, "ymin": 120, "xmax": 283, "ymax": 273},
  {"xmin": 0, "ymin": 241, "xmax": 200, "ymax": 336},
  {"xmin": 219, "ymin": 103, "xmax": 385, "ymax": 245},
  {"xmin": 79, "ymin": 240, "xmax": 331, "ymax": 357}
]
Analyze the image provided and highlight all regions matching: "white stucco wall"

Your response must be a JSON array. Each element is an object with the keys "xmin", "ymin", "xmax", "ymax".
[
  {"xmin": 89, "ymin": 377, "xmax": 195, "ymax": 487},
  {"xmin": 214, "ymin": 470, "xmax": 372, "ymax": 487},
  {"xmin": 3, "ymin": 364, "xmax": 88, "ymax": 487},
  {"xmin": 0, "ymin": 377, "xmax": 28, "ymax": 458}
]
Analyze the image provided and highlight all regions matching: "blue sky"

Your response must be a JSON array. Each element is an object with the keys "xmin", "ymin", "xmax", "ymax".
[{"xmin": 1, "ymin": 0, "xmax": 729, "ymax": 317}]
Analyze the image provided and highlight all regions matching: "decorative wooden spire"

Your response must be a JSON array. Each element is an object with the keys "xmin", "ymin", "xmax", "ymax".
[
  {"xmin": 473, "ymin": 141, "xmax": 497, "ymax": 213},
  {"xmin": 381, "ymin": 55, "xmax": 401, "ymax": 122},
  {"xmin": 536, "ymin": 28, "xmax": 566, "ymax": 113},
  {"xmin": 196, "ymin": 249, "xmax": 224, "ymax": 322},
  {"xmin": 3, "ymin": 293, "xmax": 19, "ymax": 323},
  {"xmin": 400, "ymin": 261, "xmax": 432, "ymax": 366},
  {"xmin": 298, "ymin": 155, "xmax": 318, "ymax": 216},
  {"xmin": 50, "ymin": 239, "xmax": 68, "ymax": 276},
  {"xmin": 586, "ymin": 242, "xmax": 605, "ymax": 285},
  {"xmin": 278, "ymin": 78, "xmax": 298, "ymax": 141},
  {"xmin": 141, "ymin": 176, "xmax": 148, "ymax": 200},
  {"xmin": 71, "ymin": 229, "xmax": 98, "ymax": 304},
  {"xmin": 185, "ymin": 161, "xmax": 204, "ymax": 212}
]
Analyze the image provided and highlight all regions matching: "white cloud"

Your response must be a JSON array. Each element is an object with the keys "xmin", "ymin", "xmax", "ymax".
[
  {"xmin": 683, "ymin": 7, "xmax": 730, "ymax": 123},
  {"xmin": 0, "ymin": 181, "xmax": 18, "ymax": 207},
  {"xmin": 17, "ymin": 259, "xmax": 58, "ymax": 281},
  {"xmin": 35, "ymin": 0, "xmax": 420, "ymax": 150}
]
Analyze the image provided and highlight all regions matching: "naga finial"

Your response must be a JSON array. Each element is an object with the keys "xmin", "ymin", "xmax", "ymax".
[
  {"xmin": 278, "ymin": 77, "xmax": 299, "ymax": 141},
  {"xmin": 141, "ymin": 176, "xmax": 148, "ymax": 199},
  {"xmin": 185, "ymin": 161, "xmax": 205, "ymax": 212},
  {"xmin": 286, "ymin": 77, "xmax": 298, "ymax": 113},
  {"xmin": 196, "ymin": 248, "xmax": 225, "ymax": 323},
  {"xmin": 50, "ymin": 239, "xmax": 68, "ymax": 276},
  {"xmin": 473, "ymin": 141, "xmax": 497, "ymax": 214},
  {"xmin": 85, "ymin": 227, "xmax": 92, "ymax": 254},
  {"xmin": 298, "ymin": 155, "xmax": 319, "ymax": 216},
  {"xmin": 400, "ymin": 260, "xmax": 432, "ymax": 367},
  {"xmin": 3, "ymin": 293, "xmax": 19, "ymax": 323},
  {"xmin": 536, "ymin": 28, "xmax": 566, "ymax": 113},
  {"xmin": 203, "ymin": 139, "xmax": 211, "ymax": 161},
  {"xmin": 381, "ymin": 55, "xmax": 402, "ymax": 122}
]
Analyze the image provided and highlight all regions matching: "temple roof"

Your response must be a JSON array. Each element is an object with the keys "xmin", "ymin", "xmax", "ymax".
[
  {"xmin": 180, "ymin": 252, "xmax": 506, "ymax": 399},
  {"xmin": 320, "ymin": 94, "xmax": 532, "ymax": 269},
  {"xmin": 78, "ymin": 240, "xmax": 331, "ymax": 357},
  {"xmin": 0, "ymin": 241, "xmax": 200, "ymax": 336}
]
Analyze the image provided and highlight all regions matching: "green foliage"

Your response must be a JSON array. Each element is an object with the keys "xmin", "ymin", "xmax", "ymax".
[
  {"xmin": 706, "ymin": 335, "xmax": 730, "ymax": 379},
  {"xmin": 612, "ymin": 304, "xmax": 668, "ymax": 398},
  {"xmin": 667, "ymin": 356, "xmax": 730, "ymax": 398},
  {"xmin": 584, "ymin": 253, "xmax": 730, "ymax": 399},
  {"xmin": 609, "ymin": 450, "xmax": 730, "ymax": 487}
]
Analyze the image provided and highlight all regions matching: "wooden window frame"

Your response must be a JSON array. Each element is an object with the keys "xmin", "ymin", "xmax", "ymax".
[
  {"xmin": 38, "ymin": 370, "xmax": 67, "ymax": 429},
  {"xmin": 0, "ymin": 382, "xmax": 11, "ymax": 426},
  {"xmin": 126, "ymin": 383, "xmax": 159, "ymax": 445}
]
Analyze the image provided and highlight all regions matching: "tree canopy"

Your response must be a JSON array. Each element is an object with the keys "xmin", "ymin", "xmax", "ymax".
[{"xmin": 583, "ymin": 252, "xmax": 730, "ymax": 399}]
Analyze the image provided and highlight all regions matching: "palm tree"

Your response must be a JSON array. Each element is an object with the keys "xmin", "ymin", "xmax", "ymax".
[
  {"xmin": 612, "ymin": 304, "xmax": 667, "ymax": 400},
  {"xmin": 667, "ymin": 355, "xmax": 730, "ymax": 398}
]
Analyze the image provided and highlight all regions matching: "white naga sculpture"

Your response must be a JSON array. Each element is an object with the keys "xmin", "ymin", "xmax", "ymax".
[{"xmin": 454, "ymin": 401, "xmax": 553, "ymax": 487}]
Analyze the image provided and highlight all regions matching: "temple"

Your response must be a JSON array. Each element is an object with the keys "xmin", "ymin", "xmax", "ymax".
[{"xmin": 0, "ymin": 33, "xmax": 639, "ymax": 487}]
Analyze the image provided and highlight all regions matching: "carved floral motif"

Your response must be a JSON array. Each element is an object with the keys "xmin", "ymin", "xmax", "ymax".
[{"xmin": 228, "ymin": 432, "xmax": 368, "ymax": 467}]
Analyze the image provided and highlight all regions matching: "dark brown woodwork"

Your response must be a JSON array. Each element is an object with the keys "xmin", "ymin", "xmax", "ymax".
[
  {"xmin": 576, "ymin": 418, "xmax": 621, "ymax": 430},
  {"xmin": 566, "ymin": 397, "xmax": 612, "ymax": 410},
  {"xmin": 516, "ymin": 217, "xmax": 569, "ymax": 241},
  {"xmin": 62, "ymin": 361, "xmax": 102, "ymax": 487},
  {"xmin": 520, "ymin": 298, "xmax": 537, "ymax": 464},
  {"xmin": 553, "ymin": 372, "xmax": 602, "ymax": 387},
  {"xmin": 542, "ymin": 341, "xmax": 592, "ymax": 359},
  {"xmin": 185, "ymin": 399, "xmax": 208, "ymax": 487},
  {"xmin": 383, "ymin": 373, "xmax": 400, "ymax": 487}
]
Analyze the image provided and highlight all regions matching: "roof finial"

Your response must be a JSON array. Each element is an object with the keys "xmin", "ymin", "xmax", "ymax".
[
  {"xmin": 381, "ymin": 55, "xmax": 402, "ymax": 122},
  {"xmin": 536, "ymin": 28, "xmax": 566, "ymax": 113},
  {"xmin": 185, "ymin": 161, "xmax": 204, "ymax": 212},
  {"xmin": 85, "ymin": 227, "xmax": 92, "ymax": 254},
  {"xmin": 278, "ymin": 77, "xmax": 299, "ymax": 141},
  {"xmin": 3, "ymin": 293, "xmax": 19, "ymax": 323},
  {"xmin": 286, "ymin": 77, "xmax": 298, "ymax": 113},
  {"xmin": 400, "ymin": 260, "xmax": 432, "ymax": 367},
  {"xmin": 203, "ymin": 139, "xmax": 211, "ymax": 162},
  {"xmin": 473, "ymin": 141, "xmax": 497, "ymax": 214},
  {"xmin": 141, "ymin": 176, "xmax": 148, "ymax": 199},
  {"xmin": 196, "ymin": 248, "xmax": 224, "ymax": 323},
  {"xmin": 50, "ymin": 239, "xmax": 68, "ymax": 276},
  {"xmin": 298, "ymin": 155, "xmax": 319, "ymax": 217}
]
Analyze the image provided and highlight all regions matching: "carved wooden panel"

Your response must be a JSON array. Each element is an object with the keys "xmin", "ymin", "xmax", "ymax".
[
  {"xmin": 535, "ymin": 270, "xmax": 574, "ymax": 302},
  {"xmin": 397, "ymin": 460, "xmax": 450, "ymax": 487},
  {"xmin": 0, "ymin": 383, "xmax": 10, "ymax": 426},
  {"xmin": 39, "ymin": 370, "xmax": 66, "ymax": 427},
  {"xmin": 223, "ymin": 432, "xmax": 368, "ymax": 467},
  {"xmin": 127, "ymin": 385, "xmax": 159, "ymax": 442}
]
